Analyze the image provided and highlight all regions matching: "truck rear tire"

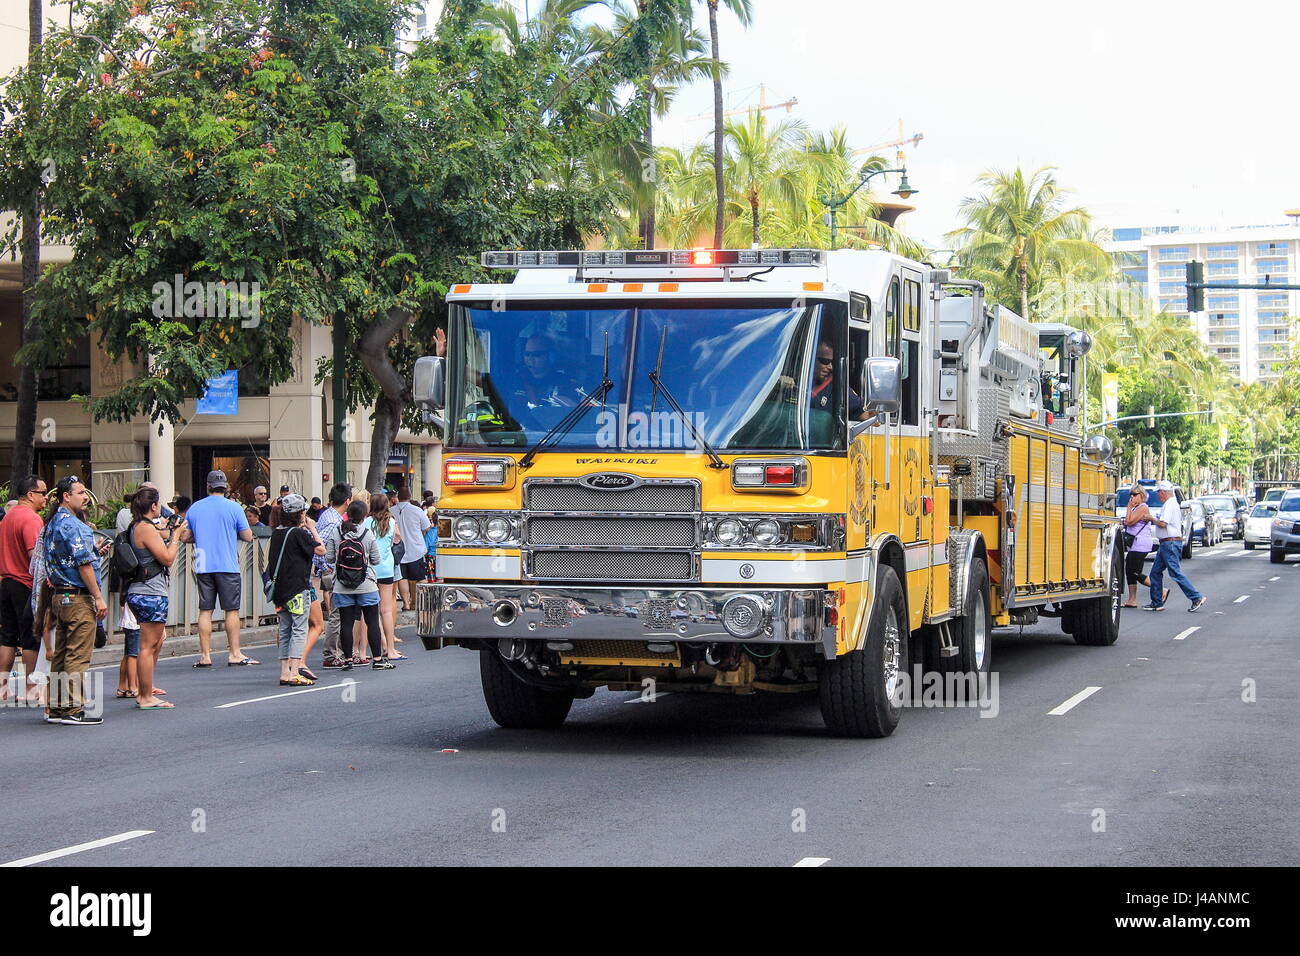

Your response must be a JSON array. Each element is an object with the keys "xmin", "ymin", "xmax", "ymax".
[
  {"xmin": 1070, "ymin": 551, "xmax": 1123, "ymax": 647},
  {"xmin": 819, "ymin": 565, "xmax": 908, "ymax": 738},
  {"xmin": 479, "ymin": 649, "xmax": 575, "ymax": 729}
]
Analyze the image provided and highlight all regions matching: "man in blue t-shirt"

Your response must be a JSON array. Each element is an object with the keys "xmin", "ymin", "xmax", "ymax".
[{"xmin": 182, "ymin": 470, "xmax": 256, "ymax": 667}]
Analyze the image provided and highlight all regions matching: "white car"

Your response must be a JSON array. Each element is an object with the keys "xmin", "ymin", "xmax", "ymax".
[{"xmin": 1243, "ymin": 503, "xmax": 1277, "ymax": 549}]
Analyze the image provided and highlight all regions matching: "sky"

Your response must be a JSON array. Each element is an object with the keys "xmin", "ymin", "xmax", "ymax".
[{"xmin": 651, "ymin": 0, "xmax": 1300, "ymax": 247}]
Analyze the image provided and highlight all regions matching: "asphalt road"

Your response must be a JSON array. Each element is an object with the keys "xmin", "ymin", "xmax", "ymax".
[{"xmin": 3, "ymin": 540, "xmax": 1297, "ymax": 867}]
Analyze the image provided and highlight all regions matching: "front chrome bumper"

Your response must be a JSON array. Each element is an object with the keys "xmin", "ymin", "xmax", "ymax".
[{"xmin": 417, "ymin": 582, "xmax": 837, "ymax": 659}]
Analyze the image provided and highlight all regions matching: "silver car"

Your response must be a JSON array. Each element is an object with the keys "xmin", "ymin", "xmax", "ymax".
[
  {"xmin": 1270, "ymin": 492, "xmax": 1300, "ymax": 563},
  {"xmin": 1243, "ymin": 503, "xmax": 1277, "ymax": 549}
]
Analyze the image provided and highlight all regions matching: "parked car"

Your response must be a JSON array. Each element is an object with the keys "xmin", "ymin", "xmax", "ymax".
[
  {"xmin": 1263, "ymin": 487, "xmax": 1296, "ymax": 504},
  {"xmin": 1188, "ymin": 499, "xmax": 1222, "ymax": 547},
  {"xmin": 1243, "ymin": 502, "xmax": 1277, "ymax": 549},
  {"xmin": 1269, "ymin": 492, "xmax": 1300, "ymax": 563},
  {"xmin": 1200, "ymin": 494, "xmax": 1247, "ymax": 539},
  {"xmin": 1116, "ymin": 480, "xmax": 1194, "ymax": 559}
]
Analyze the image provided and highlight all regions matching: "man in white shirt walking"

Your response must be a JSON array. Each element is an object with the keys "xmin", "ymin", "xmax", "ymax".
[{"xmin": 1144, "ymin": 481, "xmax": 1206, "ymax": 612}]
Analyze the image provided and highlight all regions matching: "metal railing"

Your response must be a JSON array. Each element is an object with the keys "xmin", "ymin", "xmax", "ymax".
[{"xmin": 103, "ymin": 540, "xmax": 278, "ymax": 635}]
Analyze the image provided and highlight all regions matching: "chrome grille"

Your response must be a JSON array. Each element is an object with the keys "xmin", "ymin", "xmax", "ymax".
[
  {"xmin": 525, "ymin": 480, "xmax": 698, "ymax": 513},
  {"xmin": 527, "ymin": 517, "xmax": 695, "ymax": 547},
  {"xmin": 531, "ymin": 551, "xmax": 694, "ymax": 581}
]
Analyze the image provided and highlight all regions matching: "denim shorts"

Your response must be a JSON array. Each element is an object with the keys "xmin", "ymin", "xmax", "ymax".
[
  {"xmin": 122, "ymin": 628, "xmax": 141, "ymax": 658},
  {"xmin": 331, "ymin": 590, "xmax": 379, "ymax": 608},
  {"xmin": 126, "ymin": 593, "xmax": 169, "ymax": 624}
]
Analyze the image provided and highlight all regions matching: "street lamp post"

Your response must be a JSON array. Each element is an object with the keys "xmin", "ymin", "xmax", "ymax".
[{"xmin": 820, "ymin": 165, "xmax": 916, "ymax": 250}]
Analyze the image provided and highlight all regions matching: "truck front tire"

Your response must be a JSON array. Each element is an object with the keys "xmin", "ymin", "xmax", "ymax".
[
  {"xmin": 479, "ymin": 649, "xmax": 575, "ymax": 729},
  {"xmin": 819, "ymin": 565, "xmax": 908, "ymax": 738}
]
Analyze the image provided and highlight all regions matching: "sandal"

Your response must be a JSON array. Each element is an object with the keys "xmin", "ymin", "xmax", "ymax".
[
  {"xmin": 297, "ymin": 667, "xmax": 319, "ymax": 682},
  {"xmin": 115, "ymin": 689, "xmax": 137, "ymax": 699},
  {"xmin": 228, "ymin": 658, "xmax": 262, "ymax": 666},
  {"xmin": 192, "ymin": 661, "xmax": 213, "ymax": 668},
  {"xmin": 280, "ymin": 675, "xmax": 315, "ymax": 687},
  {"xmin": 1121, "ymin": 603, "xmax": 1139, "ymax": 608},
  {"xmin": 137, "ymin": 700, "xmax": 175, "ymax": 710}
]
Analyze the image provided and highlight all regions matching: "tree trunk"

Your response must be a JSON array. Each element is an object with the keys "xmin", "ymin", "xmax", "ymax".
[
  {"xmin": 358, "ymin": 307, "xmax": 414, "ymax": 493},
  {"xmin": 749, "ymin": 186, "xmax": 759, "ymax": 247},
  {"xmin": 10, "ymin": 0, "xmax": 43, "ymax": 488},
  {"xmin": 1018, "ymin": 254, "xmax": 1029, "ymax": 319},
  {"xmin": 708, "ymin": 0, "xmax": 724, "ymax": 249},
  {"xmin": 640, "ymin": 106, "xmax": 655, "ymax": 250}
]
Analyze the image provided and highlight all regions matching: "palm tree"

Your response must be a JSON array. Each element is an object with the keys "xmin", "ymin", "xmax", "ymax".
[
  {"xmin": 687, "ymin": 0, "xmax": 752, "ymax": 247},
  {"xmin": 948, "ymin": 167, "xmax": 1111, "ymax": 320},
  {"xmin": 597, "ymin": 2, "xmax": 714, "ymax": 248},
  {"xmin": 721, "ymin": 110, "xmax": 807, "ymax": 247}
]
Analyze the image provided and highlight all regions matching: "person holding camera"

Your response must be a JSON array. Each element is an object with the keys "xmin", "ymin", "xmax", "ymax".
[{"xmin": 124, "ymin": 487, "xmax": 186, "ymax": 710}]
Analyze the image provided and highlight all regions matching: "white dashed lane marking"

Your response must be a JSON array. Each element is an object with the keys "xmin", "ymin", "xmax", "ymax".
[
  {"xmin": 1047, "ymin": 686, "xmax": 1102, "ymax": 716},
  {"xmin": 1270, "ymin": 576, "xmax": 1281, "ymax": 582},
  {"xmin": 1233, "ymin": 595, "xmax": 1250, "ymax": 604},
  {"xmin": 2, "ymin": 830, "xmax": 154, "ymax": 867},
  {"xmin": 1173, "ymin": 627, "xmax": 1200, "ymax": 641},
  {"xmin": 794, "ymin": 857, "xmax": 830, "ymax": 867}
]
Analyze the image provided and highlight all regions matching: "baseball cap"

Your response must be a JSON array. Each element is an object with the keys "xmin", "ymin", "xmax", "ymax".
[
  {"xmin": 279, "ymin": 484, "xmax": 290, "ymax": 493},
  {"xmin": 280, "ymin": 493, "xmax": 308, "ymax": 514},
  {"xmin": 206, "ymin": 469, "xmax": 229, "ymax": 490},
  {"xmin": 1156, "ymin": 480, "xmax": 1174, "ymax": 492}
]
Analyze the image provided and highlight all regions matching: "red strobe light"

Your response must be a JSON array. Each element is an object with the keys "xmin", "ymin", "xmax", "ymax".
[
  {"xmin": 765, "ymin": 465, "xmax": 796, "ymax": 485},
  {"xmin": 691, "ymin": 250, "xmax": 715, "ymax": 266}
]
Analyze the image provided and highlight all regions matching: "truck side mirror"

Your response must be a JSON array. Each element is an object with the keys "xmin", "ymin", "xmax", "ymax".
[
  {"xmin": 862, "ymin": 356, "xmax": 901, "ymax": 414},
  {"xmin": 413, "ymin": 355, "xmax": 445, "ymax": 411}
]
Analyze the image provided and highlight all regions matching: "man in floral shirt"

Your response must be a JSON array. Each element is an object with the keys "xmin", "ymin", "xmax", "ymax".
[{"xmin": 42, "ymin": 477, "xmax": 107, "ymax": 725}]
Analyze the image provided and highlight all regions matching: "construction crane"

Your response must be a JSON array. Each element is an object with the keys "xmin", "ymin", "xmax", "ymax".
[
  {"xmin": 852, "ymin": 119, "xmax": 923, "ymax": 164},
  {"xmin": 687, "ymin": 84, "xmax": 798, "ymax": 124}
]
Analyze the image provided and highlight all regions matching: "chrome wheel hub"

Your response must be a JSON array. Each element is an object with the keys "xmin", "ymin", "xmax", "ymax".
[{"xmin": 882, "ymin": 609, "xmax": 902, "ymax": 702}]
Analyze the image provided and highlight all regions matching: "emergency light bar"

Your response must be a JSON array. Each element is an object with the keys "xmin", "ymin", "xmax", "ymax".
[{"xmin": 480, "ymin": 249, "xmax": 824, "ymax": 269}]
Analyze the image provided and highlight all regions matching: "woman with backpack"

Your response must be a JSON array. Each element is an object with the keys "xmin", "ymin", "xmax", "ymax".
[
  {"xmin": 266, "ymin": 494, "xmax": 326, "ymax": 686},
  {"xmin": 365, "ymin": 492, "xmax": 404, "ymax": 662},
  {"xmin": 124, "ymin": 486, "xmax": 186, "ymax": 710},
  {"xmin": 324, "ymin": 500, "xmax": 393, "ymax": 671}
]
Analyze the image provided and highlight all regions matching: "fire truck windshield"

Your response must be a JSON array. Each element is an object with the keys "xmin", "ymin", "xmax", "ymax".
[{"xmin": 447, "ymin": 299, "xmax": 850, "ymax": 453}]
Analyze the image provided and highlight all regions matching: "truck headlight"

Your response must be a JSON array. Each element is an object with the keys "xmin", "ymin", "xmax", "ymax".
[
  {"xmin": 752, "ymin": 519, "xmax": 782, "ymax": 545},
  {"xmin": 454, "ymin": 516, "xmax": 481, "ymax": 541},
  {"xmin": 715, "ymin": 519, "xmax": 742, "ymax": 546},
  {"xmin": 484, "ymin": 517, "xmax": 511, "ymax": 543}
]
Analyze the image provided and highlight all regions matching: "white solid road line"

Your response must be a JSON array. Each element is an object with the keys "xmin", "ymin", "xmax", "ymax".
[
  {"xmin": 793, "ymin": 857, "xmax": 830, "ymax": 867},
  {"xmin": 2, "ymin": 830, "xmax": 154, "ymax": 868},
  {"xmin": 1173, "ymin": 627, "xmax": 1200, "ymax": 641},
  {"xmin": 1233, "ymin": 595, "xmax": 1250, "ymax": 604},
  {"xmin": 216, "ymin": 680, "xmax": 357, "ymax": 709},
  {"xmin": 1047, "ymin": 686, "xmax": 1102, "ymax": 716}
]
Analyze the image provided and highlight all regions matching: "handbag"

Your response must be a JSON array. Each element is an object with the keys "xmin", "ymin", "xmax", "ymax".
[
  {"xmin": 1122, "ymin": 520, "xmax": 1148, "ymax": 550},
  {"xmin": 262, "ymin": 529, "xmax": 292, "ymax": 603}
]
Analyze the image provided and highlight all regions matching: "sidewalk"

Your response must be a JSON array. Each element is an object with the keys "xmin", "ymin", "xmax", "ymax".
[{"xmin": 87, "ymin": 609, "xmax": 418, "ymax": 668}]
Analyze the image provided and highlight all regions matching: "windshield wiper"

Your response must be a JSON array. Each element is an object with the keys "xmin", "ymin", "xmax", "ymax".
[
  {"xmin": 519, "ymin": 332, "xmax": 614, "ymax": 470},
  {"xmin": 647, "ymin": 327, "xmax": 726, "ymax": 470}
]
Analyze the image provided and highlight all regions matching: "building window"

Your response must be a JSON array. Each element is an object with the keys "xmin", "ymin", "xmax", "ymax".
[
  {"xmin": 1207, "ymin": 262, "xmax": 1237, "ymax": 277},
  {"xmin": 1207, "ymin": 244, "xmax": 1239, "ymax": 259},
  {"xmin": 1122, "ymin": 268, "xmax": 1149, "ymax": 284},
  {"xmin": 1206, "ymin": 295, "xmax": 1238, "ymax": 311},
  {"xmin": 1208, "ymin": 312, "xmax": 1238, "ymax": 327},
  {"xmin": 1255, "ymin": 242, "xmax": 1289, "ymax": 257},
  {"xmin": 1157, "ymin": 246, "xmax": 1190, "ymax": 261},
  {"xmin": 1159, "ymin": 280, "xmax": 1185, "ymax": 294},
  {"xmin": 1258, "ymin": 310, "xmax": 1288, "ymax": 325},
  {"xmin": 1258, "ymin": 293, "xmax": 1289, "ymax": 309},
  {"xmin": 1157, "ymin": 263, "xmax": 1186, "ymax": 278}
]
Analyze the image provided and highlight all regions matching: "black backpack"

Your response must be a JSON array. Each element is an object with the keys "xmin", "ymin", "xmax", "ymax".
[
  {"xmin": 335, "ymin": 530, "xmax": 369, "ymax": 589},
  {"xmin": 111, "ymin": 520, "xmax": 163, "ymax": 588}
]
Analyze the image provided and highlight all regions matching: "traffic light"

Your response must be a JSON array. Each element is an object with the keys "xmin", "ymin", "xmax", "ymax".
[{"xmin": 1185, "ymin": 260, "xmax": 1204, "ymax": 312}]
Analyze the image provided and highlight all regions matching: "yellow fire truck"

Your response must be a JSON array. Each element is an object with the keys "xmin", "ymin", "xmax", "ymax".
[{"xmin": 412, "ymin": 248, "xmax": 1122, "ymax": 737}]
